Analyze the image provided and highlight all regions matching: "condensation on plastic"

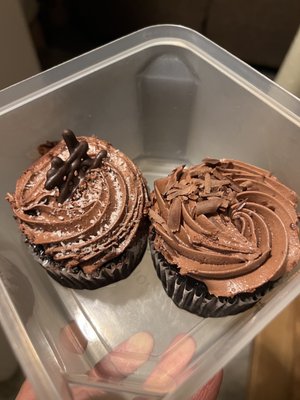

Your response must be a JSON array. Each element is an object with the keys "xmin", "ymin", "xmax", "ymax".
[{"xmin": 0, "ymin": 25, "xmax": 299, "ymax": 400}]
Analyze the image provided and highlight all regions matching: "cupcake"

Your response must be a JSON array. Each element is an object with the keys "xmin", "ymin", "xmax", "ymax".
[
  {"xmin": 6, "ymin": 130, "xmax": 149, "ymax": 289},
  {"xmin": 149, "ymin": 158, "xmax": 300, "ymax": 317}
]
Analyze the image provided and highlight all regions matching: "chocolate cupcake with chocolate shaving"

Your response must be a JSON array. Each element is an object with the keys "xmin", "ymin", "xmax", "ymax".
[
  {"xmin": 6, "ymin": 130, "xmax": 149, "ymax": 289},
  {"xmin": 149, "ymin": 159, "xmax": 300, "ymax": 317}
]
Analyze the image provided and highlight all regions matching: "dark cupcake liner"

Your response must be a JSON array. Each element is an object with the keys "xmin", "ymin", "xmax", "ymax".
[
  {"xmin": 149, "ymin": 237, "xmax": 273, "ymax": 317},
  {"xmin": 28, "ymin": 220, "xmax": 149, "ymax": 290}
]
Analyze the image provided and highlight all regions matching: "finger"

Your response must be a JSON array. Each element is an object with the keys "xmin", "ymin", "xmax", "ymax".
[
  {"xmin": 15, "ymin": 380, "xmax": 36, "ymax": 400},
  {"xmin": 16, "ymin": 378, "xmax": 137, "ymax": 400},
  {"xmin": 191, "ymin": 370, "xmax": 223, "ymax": 400},
  {"xmin": 70, "ymin": 385, "xmax": 104, "ymax": 400},
  {"xmin": 143, "ymin": 334, "xmax": 196, "ymax": 392},
  {"xmin": 89, "ymin": 331, "xmax": 154, "ymax": 381},
  {"xmin": 134, "ymin": 371, "xmax": 222, "ymax": 400},
  {"xmin": 16, "ymin": 378, "xmax": 105, "ymax": 400},
  {"xmin": 60, "ymin": 320, "xmax": 88, "ymax": 354}
]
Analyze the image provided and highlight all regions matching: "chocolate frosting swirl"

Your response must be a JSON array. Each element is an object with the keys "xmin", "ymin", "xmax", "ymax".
[
  {"xmin": 149, "ymin": 159, "xmax": 300, "ymax": 297},
  {"xmin": 6, "ymin": 136, "xmax": 149, "ymax": 274}
]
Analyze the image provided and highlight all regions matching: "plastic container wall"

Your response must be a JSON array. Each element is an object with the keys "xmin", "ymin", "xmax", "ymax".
[{"xmin": 0, "ymin": 26, "xmax": 299, "ymax": 400}]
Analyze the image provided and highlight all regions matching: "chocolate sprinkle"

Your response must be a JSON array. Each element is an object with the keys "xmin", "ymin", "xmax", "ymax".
[{"xmin": 45, "ymin": 129, "xmax": 108, "ymax": 203}]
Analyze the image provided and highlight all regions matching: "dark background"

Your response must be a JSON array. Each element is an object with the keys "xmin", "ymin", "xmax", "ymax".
[{"xmin": 32, "ymin": 0, "xmax": 300, "ymax": 73}]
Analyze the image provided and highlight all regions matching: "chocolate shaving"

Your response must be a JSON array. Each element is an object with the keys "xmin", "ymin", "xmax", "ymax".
[
  {"xmin": 149, "ymin": 209, "xmax": 166, "ymax": 227},
  {"xmin": 203, "ymin": 157, "xmax": 221, "ymax": 167},
  {"xmin": 179, "ymin": 178, "xmax": 192, "ymax": 186},
  {"xmin": 198, "ymin": 191, "xmax": 224, "ymax": 198},
  {"xmin": 190, "ymin": 178, "xmax": 204, "ymax": 186},
  {"xmin": 166, "ymin": 184, "xmax": 197, "ymax": 201},
  {"xmin": 204, "ymin": 173, "xmax": 211, "ymax": 194},
  {"xmin": 226, "ymin": 190, "xmax": 238, "ymax": 204},
  {"xmin": 165, "ymin": 188, "xmax": 180, "ymax": 195},
  {"xmin": 219, "ymin": 199, "xmax": 230, "ymax": 211},
  {"xmin": 190, "ymin": 204, "xmax": 196, "ymax": 219},
  {"xmin": 221, "ymin": 161, "xmax": 234, "ymax": 170},
  {"xmin": 212, "ymin": 168, "xmax": 225, "ymax": 180},
  {"xmin": 199, "ymin": 166, "xmax": 212, "ymax": 174},
  {"xmin": 166, "ymin": 192, "xmax": 179, "ymax": 201},
  {"xmin": 239, "ymin": 180, "xmax": 253, "ymax": 189},
  {"xmin": 210, "ymin": 178, "xmax": 231, "ymax": 188},
  {"xmin": 236, "ymin": 200, "xmax": 248, "ymax": 211},
  {"xmin": 163, "ymin": 165, "xmax": 185, "ymax": 195},
  {"xmin": 227, "ymin": 178, "xmax": 243, "ymax": 193},
  {"xmin": 167, "ymin": 197, "xmax": 182, "ymax": 232},
  {"xmin": 190, "ymin": 166, "xmax": 212, "ymax": 177},
  {"xmin": 174, "ymin": 165, "xmax": 185, "ymax": 181},
  {"xmin": 45, "ymin": 129, "xmax": 108, "ymax": 203},
  {"xmin": 188, "ymin": 194, "xmax": 199, "ymax": 201},
  {"xmin": 195, "ymin": 198, "xmax": 223, "ymax": 215}
]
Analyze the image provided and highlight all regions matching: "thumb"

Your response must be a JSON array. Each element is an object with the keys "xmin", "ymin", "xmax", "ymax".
[{"xmin": 16, "ymin": 380, "xmax": 36, "ymax": 400}]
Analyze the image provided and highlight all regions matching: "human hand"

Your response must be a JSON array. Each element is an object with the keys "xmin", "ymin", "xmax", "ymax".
[{"xmin": 16, "ymin": 325, "xmax": 222, "ymax": 400}]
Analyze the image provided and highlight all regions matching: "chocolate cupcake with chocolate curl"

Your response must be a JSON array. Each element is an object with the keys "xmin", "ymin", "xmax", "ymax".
[
  {"xmin": 149, "ymin": 159, "xmax": 300, "ymax": 317},
  {"xmin": 6, "ymin": 130, "xmax": 149, "ymax": 289}
]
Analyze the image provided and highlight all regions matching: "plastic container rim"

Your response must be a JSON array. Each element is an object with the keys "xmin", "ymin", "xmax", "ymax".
[{"xmin": 0, "ymin": 24, "xmax": 299, "ymax": 122}]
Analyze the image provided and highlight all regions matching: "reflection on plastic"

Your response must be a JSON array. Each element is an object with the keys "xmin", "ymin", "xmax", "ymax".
[{"xmin": 138, "ymin": 54, "xmax": 197, "ymax": 159}]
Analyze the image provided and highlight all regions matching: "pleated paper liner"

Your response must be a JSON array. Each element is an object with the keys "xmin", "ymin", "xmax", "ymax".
[
  {"xmin": 149, "ymin": 236, "xmax": 273, "ymax": 318},
  {"xmin": 27, "ymin": 222, "xmax": 149, "ymax": 290}
]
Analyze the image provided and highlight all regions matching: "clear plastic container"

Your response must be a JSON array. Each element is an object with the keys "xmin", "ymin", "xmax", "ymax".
[{"xmin": 0, "ymin": 25, "xmax": 299, "ymax": 400}]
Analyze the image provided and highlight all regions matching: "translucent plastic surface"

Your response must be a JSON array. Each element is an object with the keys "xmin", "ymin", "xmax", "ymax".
[{"xmin": 0, "ymin": 26, "xmax": 299, "ymax": 400}]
